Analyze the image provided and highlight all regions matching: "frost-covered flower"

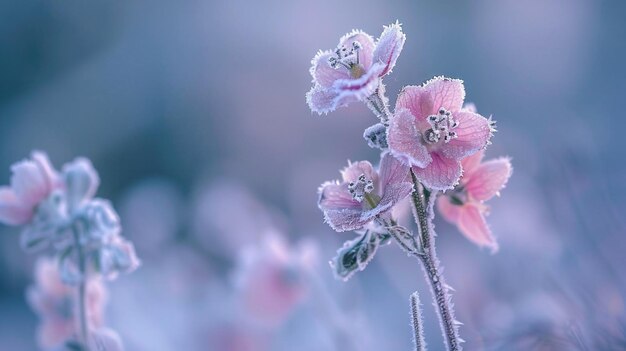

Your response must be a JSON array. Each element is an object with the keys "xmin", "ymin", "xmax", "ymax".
[
  {"xmin": 234, "ymin": 234, "xmax": 317, "ymax": 327},
  {"xmin": 98, "ymin": 234, "xmax": 141, "ymax": 280},
  {"xmin": 27, "ymin": 257, "xmax": 107, "ymax": 350},
  {"xmin": 306, "ymin": 22, "xmax": 405, "ymax": 114},
  {"xmin": 387, "ymin": 77, "xmax": 494, "ymax": 190},
  {"xmin": 437, "ymin": 149, "xmax": 512, "ymax": 252},
  {"xmin": 318, "ymin": 153, "xmax": 413, "ymax": 232},
  {"xmin": 0, "ymin": 152, "xmax": 60, "ymax": 226}
]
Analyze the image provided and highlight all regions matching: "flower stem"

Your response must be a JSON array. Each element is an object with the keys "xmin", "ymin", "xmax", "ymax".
[
  {"xmin": 409, "ymin": 170, "xmax": 462, "ymax": 351},
  {"xmin": 410, "ymin": 291, "xmax": 426, "ymax": 351},
  {"xmin": 366, "ymin": 82, "xmax": 392, "ymax": 124},
  {"xmin": 72, "ymin": 227, "xmax": 89, "ymax": 349}
]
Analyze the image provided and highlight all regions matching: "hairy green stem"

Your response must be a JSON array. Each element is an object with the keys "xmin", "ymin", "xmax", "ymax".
[
  {"xmin": 72, "ymin": 227, "xmax": 89, "ymax": 350},
  {"xmin": 410, "ymin": 170, "xmax": 462, "ymax": 351},
  {"xmin": 410, "ymin": 291, "xmax": 426, "ymax": 351}
]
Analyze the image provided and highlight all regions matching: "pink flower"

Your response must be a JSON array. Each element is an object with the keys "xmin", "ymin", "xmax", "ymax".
[
  {"xmin": 436, "ymin": 149, "xmax": 512, "ymax": 252},
  {"xmin": 0, "ymin": 152, "xmax": 60, "ymax": 226},
  {"xmin": 234, "ymin": 234, "xmax": 316, "ymax": 327},
  {"xmin": 387, "ymin": 77, "xmax": 494, "ymax": 190},
  {"xmin": 27, "ymin": 257, "xmax": 107, "ymax": 349},
  {"xmin": 318, "ymin": 153, "xmax": 413, "ymax": 232},
  {"xmin": 306, "ymin": 22, "xmax": 405, "ymax": 114}
]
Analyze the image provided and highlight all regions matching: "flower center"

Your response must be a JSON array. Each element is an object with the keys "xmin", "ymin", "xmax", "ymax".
[
  {"xmin": 348, "ymin": 174, "xmax": 375, "ymax": 203},
  {"xmin": 424, "ymin": 108, "xmax": 459, "ymax": 144},
  {"xmin": 328, "ymin": 41, "xmax": 365, "ymax": 78}
]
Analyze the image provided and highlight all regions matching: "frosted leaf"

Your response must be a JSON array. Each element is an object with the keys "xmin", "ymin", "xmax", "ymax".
[{"xmin": 330, "ymin": 230, "xmax": 384, "ymax": 281}]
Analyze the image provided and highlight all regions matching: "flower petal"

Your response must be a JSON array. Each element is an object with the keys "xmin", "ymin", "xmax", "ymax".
[
  {"xmin": 457, "ymin": 204, "xmax": 498, "ymax": 252},
  {"xmin": 395, "ymin": 86, "xmax": 434, "ymax": 121},
  {"xmin": 31, "ymin": 151, "xmax": 59, "ymax": 192},
  {"xmin": 318, "ymin": 182, "xmax": 361, "ymax": 212},
  {"xmin": 332, "ymin": 62, "xmax": 384, "ymax": 98},
  {"xmin": 338, "ymin": 30, "xmax": 375, "ymax": 69},
  {"xmin": 306, "ymin": 85, "xmax": 343, "ymax": 115},
  {"xmin": 0, "ymin": 187, "xmax": 33, "ymax": 225},
  {"xmin": 37, "ymin": 320, "xmax": 74, "ymax": 349},
  {"xmin": 323, "ymin": 208, "xmax": 372, "ymax": 232},
  {"xmin": 460, "ymin": 148, "xmax": 485, "ymax": 175},
  {"xmin": 436, "ymin": 196, "xmax": 462, "ymax": 224},
  {"xmin": 63, "ymin": 157, "xmax": 100, "ymax": 210},
  {"xmin": 372, "ymin": 22, "xmax": 405, "ymax": 77},
  {"xmin": 422, "ymin": 76, "xmax": 465, "ymax": 112},
  {"xmin": 387, "ymin": 109, "xmax": 432, "ymax": 167},
  {"xmin": 465, "ymin": 157, "xmax": 512, "ymax": 201},
  {"xmin": 340, "ymin": 160, "xmax": 377, "ymax": 184},
  {"xmin": 441, "ymin": 111, "xmax": 492, "ymax": 160},
  {"xmin": 377, "ymin": 182, "xmax": 413, "ymax": 214},
  {"xmin": 310, "ymin": 50, "xmax": 351, "ymax": 88},
  {"xmin": 378, "ymin": 152, "xmax": 411, "ymax": 189},
  {"xmin": 411, "ymin": 153, "xmax": 462, "ymax": 191},
  {"xmin": 10, "ymin": 159, "xmax": 48, "ymax": 207}
]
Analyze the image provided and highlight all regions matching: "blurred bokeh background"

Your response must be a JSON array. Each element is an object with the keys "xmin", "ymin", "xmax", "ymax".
[{"xmin": 1, "ymin": 0, "xmax": 625, "ymax": 350}]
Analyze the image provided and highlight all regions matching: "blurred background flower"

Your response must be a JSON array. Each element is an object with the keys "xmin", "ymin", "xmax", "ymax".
[{"xmin": 0, "ymin": 0, "xmax": 625, "ymax": 350}]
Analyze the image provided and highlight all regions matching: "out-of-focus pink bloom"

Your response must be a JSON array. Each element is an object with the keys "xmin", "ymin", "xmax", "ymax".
[
  {"xmin": 209, "ymin": 324, "xmax": 269, "ymax": 351},
  {"xmin": 318, "ymin": 153, "xmax": 413, "ymax": 232},
  {"xmin": 306, "ymin": 22, "xmax": 405, "ymax": 114},
  {"xmin": 0, "ymin": 152, "xmax": 60, "ymax": 226},
  {"xmin": 27, "ymin": 257, "xmax": 107, "ymax": 349},
  {"xmin": 234, "ymin": 234, "xmax": 317, "ymax": 327},
  {"xmin": 437, "ymin": 149, "xmax": 512, "ymax": 252},
  {"xmin": 387, "ymin": 77, "xmax": 494, "ymax": 190}
]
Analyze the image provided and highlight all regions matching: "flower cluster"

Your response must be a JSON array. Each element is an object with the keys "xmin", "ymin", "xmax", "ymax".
[
  {"xmin": 308, "ymin": 24, "xmax": 510, "ymax": 265},
  {"xmin": 307, "ymin": 22, "xmax": 512, "ymax": 351},
  {"xmin": 0, "ymin": 151, "xmax": 138, "ymax": 350},
  {"xmin": 0, "ymin": 152, "xmax": 139, "ymax": 283}
]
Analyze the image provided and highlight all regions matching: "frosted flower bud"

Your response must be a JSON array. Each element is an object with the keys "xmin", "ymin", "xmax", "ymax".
[{"xmin": 363, "ymin": 123, "xmax": 388, "ymax": 149}]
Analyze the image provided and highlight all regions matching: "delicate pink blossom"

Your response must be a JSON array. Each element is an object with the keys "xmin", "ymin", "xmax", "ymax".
[
  {"xmin": 437, "ymin": 149, "xmax": 512, "ymax": 252},
  {"xmin": 234, "ymin": 234, "xmax": 317, "ymax": 327},
  {"xmin": 306, "ymin": 22, "xmax": 405, "ymax": 114},
  {"xmin": 0, "ymin": 152, "xmax": 60, "ymax": 226},
  {"xmin": 318, "ymin": 153, "xmax": 413, "ymax": 232},
  {"xmin": 387, "ymin": 77, "xmax": 494, "ymax": 190},
  {"xmin": 26, "ymin": 257, "xmax": 107, "ymax": 349}
]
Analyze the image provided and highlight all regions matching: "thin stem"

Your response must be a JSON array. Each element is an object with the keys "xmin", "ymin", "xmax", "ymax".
[
  {"xmin": 366, "ymin": 82, "xmax": 392, "ymax": 124},
  {"xmin": 410, "ymin": 170, "xmax": 463, "ymax": 351},
  {"xmin": 410, "ymin": 291, "xmax": 426, "ymax": 351},
  {"xmin": 72, "ymin": 227, "xmax": 89, "ymax": 349}
]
